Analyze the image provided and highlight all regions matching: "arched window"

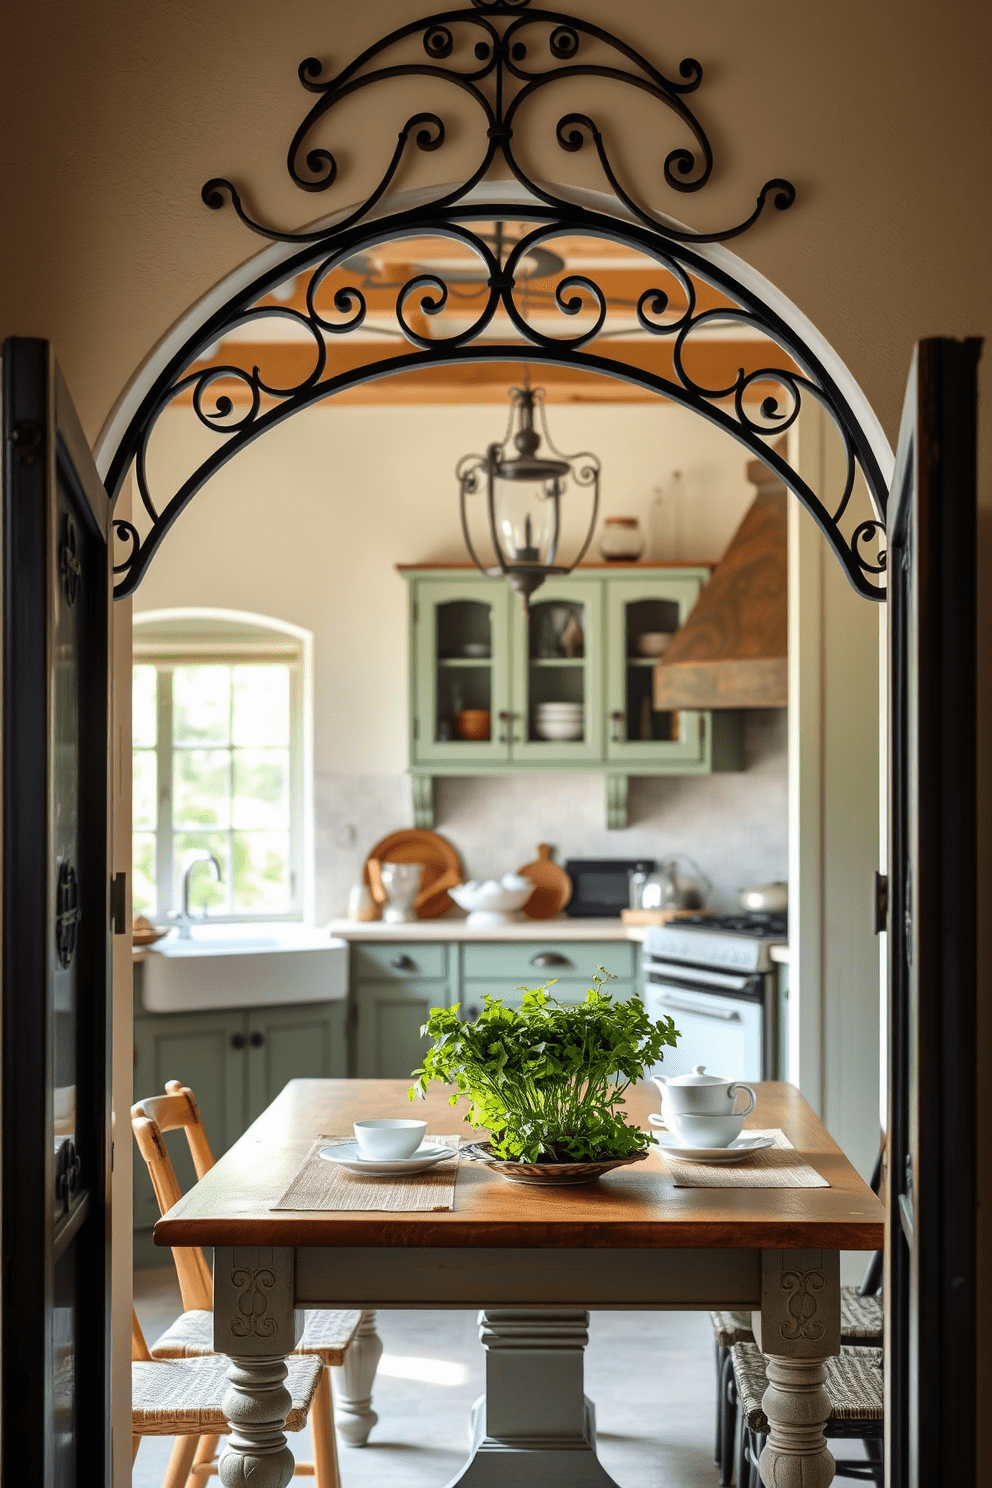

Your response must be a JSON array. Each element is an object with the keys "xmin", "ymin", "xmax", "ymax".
[{"xmin": 132, "ymin": 608, "xmax": 313, "ymax": 923}]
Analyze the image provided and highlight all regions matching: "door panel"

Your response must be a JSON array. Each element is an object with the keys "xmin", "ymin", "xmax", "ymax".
[
  {"xmin": 510, "ymin": 577, "xmax": 604, "ymax": 763},
  {"xmin": 887, "ymin": 337, "xmax": 980, "ymax": 1485},
  {"xmin": 246, "ymin": 1002, "xmax": 347, "ymax": 1122},
  {"xmin": 605, "ymin": 573, "xmax": 708, "ymax": 765},
  {"xmin": 354, "ymin": 980, "xmax": 449, "ymax": 1077},
  {"xmin": 412, "ymin": 579, "xmax": 511, "ymax": 764},
  {"xmin": 132, "ymin": 1010, "xmax": 246, "ymax": 1228},
  {"xmin": 2, "ymin": 339, "xmax": 113, "ymax": 1484}
]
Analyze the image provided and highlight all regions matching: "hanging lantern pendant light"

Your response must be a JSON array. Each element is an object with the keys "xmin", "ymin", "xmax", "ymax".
[{"xmin": 458, "ymin": 383, "xmax": 601, "ymax": 611}]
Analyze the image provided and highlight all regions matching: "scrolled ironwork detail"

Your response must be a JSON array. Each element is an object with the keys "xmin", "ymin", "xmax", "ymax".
[
  {"xmin": 104, "ymin": 4, "xmax": 888, "ymax": 607},
  {"xmin": 55, "ymin": 859, "xmax": 81, "ymax": 970},
  {"xmin": 198, "ymin": 1, "xmax": 793, "ymax": 246},
  {"xmin": 59, "ymin": 516, "xmax": 81, "ymax": 606}
]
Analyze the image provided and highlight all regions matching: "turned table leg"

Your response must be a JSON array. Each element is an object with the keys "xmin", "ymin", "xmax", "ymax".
[
  {"xmin": 213, "ymin": 1248, "xmax": 303, "ymax": 1488},
  {"xmin": 333, "ymin": 1309, "xmax": 383, "ymax": 1447},
  {"xmin": 446, "ymin": 1309, "xmax": 619, "ymax": 1488},
  {"xmin": 752, "ymin": 1249, "xmax": 841, "ymax": 1488}
]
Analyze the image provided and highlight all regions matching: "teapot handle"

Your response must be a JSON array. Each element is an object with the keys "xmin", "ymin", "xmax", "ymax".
[{"xmin": 728, "ymin": 1083, "xmax": 756, "ymax": 1117}]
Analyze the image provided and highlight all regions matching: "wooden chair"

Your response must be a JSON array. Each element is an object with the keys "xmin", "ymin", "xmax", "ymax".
[
  {"xmin": 732, "ymin": 1342, "xmax": 884, "ymax": 1486},
  {"xmin": 132, "ymin": 1081, "xmax": 362, "ymax": 1486},
  {"xmin": 132, "ymin": 1307, "xmax": 324, "ymax": 1486}
]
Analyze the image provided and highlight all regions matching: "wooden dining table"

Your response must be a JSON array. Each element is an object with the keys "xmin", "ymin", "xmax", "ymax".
[{"xmin": 154, "ymin": 1078, "xmax": 884, "ymax": 1488}]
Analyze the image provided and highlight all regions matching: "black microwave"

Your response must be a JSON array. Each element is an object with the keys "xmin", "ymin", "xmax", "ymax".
[{"xmin": 563, "ymin": 858, "xmax": 655, "ymax": 918}]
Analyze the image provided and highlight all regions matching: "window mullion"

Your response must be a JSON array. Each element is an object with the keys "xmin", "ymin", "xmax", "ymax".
[{"xmin": 156, "ymin": 667, "xmax": 174, "ymax": 918}]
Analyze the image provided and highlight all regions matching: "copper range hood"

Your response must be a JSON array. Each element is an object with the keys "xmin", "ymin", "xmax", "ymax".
[{"xmin": 653, "ymin": 459, "xmax": 787, "ymax": 710}]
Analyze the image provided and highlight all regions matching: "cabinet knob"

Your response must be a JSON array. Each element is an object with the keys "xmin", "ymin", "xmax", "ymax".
[
  {"xmin": 391, "ymin": 954, "xmax": 416, "ymax": 972},
  {"xmin": 530, "ymin": 951, "xmax": 573, "ymax": 969},
  {"xmin": 230, "ymin": 1033, "xmax": 246, "ymax": 1050},
  {"xmin": 497, "ymin": 710, "xmax": 516, "ymax": 745},
  {"xmin": 609, "ymin": 710, "xmax": 625, "ymax": 744},
  {"xmin": 249, "ymin": 1031, "xmax": 265, "ymax": 1048}
]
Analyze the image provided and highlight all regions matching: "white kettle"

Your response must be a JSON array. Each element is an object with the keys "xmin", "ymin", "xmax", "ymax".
[{"xmin": 653, "ymin": 1065, "xmax": 756, "ymax": 1118}]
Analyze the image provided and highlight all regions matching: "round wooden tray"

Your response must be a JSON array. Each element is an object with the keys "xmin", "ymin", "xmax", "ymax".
[
  {"xmin": 462, "ymin": 1141, "xmax": 650, "ymax": 1186},
  {"xmin": 364, "ymin": 829, "xmax": 463, "ymax": 919},
  {"xmin": 516, "ymin": 844, "xmax": 572, "ymax": 919}
]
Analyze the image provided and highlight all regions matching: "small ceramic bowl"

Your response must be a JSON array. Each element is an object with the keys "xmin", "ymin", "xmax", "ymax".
[
  {"xmin": 353, "ymin": 1118, "xmax": 428, "ymax": 1160},
  {"xmin": 633, "ymin": 631, "xmax": 673, "ymax": 657},
  {"xmin": 455, "ymin": 709, "xmax": 491, "ymax": 741},
  {"xmin": 449, "ymin": 876, "xmax": 535, "ymax": 925},
  {"xmin": 535, "ymin": 717, "xmax": 584, "ymax": 740}
]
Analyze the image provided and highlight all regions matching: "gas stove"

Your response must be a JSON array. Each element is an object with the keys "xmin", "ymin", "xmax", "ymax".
[{"xmin": 642, "ymin": 912, "xmax": 788, "ymax": 1080}]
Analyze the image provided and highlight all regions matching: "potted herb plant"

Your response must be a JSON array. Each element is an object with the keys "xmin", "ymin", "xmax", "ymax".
[{"xmin": 409, "ymin": 970, "xmax": 679, "ymax": 1185}]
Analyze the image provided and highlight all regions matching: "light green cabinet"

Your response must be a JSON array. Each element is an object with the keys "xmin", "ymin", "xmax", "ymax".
[
  {"xmin": 405, "ymin": 565, "xmax": 743, "ymax": 827},
  {"xmin": 349, "ymin": 937, "xmax": 641, "ymax": 1076},
  {"xmin": 132, "ymin": 967, "xmax": 347, "ymax": 1244}
]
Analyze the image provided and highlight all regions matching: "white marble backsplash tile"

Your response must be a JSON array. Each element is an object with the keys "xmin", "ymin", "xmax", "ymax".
[{"xmin": 314, "ymin": 710, "xmax": 787, "ymax": 922}]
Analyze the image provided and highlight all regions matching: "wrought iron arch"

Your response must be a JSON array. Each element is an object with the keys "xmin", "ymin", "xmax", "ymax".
[{"xmin": 105, "ymin": 0, "xmax": 887, "ymax": 601}]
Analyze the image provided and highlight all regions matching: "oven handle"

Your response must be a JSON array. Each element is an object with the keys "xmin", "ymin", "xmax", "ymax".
[{"xmin": 653, "ymin": 994, "xmax": 743, "ymax": 1024}]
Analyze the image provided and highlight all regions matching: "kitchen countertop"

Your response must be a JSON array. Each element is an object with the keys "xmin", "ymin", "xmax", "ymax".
[{"xmin": 324, "ymin": 915, "xmax": 647, "ymax": 942}]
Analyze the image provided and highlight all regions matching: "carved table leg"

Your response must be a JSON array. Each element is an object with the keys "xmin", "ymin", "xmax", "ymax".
[
  {"xmin": 213, "ymin": 1248, "xmax": 303, "ymax": 1488},
  {"xmin": 332, "ymin": 1309, "xmax": 383, "ymax": 1447},
  {"xmin": 752, "ymin": 1249, "xmax": 840, "ymax": 1488},
  {"xmin": 446, "ymin": 1309, "xmax": 620, "ymax": 1488}
]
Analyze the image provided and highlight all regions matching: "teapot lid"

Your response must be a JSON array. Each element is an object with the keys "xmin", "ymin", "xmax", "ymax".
[{"xmin": 666, "ymin": 1064, "xmax": 727, "ymax": 1086}]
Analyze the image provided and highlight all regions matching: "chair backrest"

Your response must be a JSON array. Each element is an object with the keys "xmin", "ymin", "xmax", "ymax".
[{"xmin": 131, "ymin": 1080, "xmax": 216, "ymax": 1313}]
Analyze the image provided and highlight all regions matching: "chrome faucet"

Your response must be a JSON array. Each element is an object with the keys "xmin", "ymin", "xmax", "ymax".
[{"xmin": 173, "ymin": 854, "xmax": 223, "ymax": 939}]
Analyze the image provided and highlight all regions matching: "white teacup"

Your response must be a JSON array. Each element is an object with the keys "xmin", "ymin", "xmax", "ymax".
[
  {"xmin": 667, "ymin": 1111, "xmax": 747, "ymax": 1149},
  {"xmin": 353, "ymin": 1118, "xmax": 428, "ymax": 1160}
]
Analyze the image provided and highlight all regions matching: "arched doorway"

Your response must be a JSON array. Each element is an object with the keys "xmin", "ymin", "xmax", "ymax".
[{"xmin": 1, "ymin": 5, "xmax": 977, "ymax": 1487}]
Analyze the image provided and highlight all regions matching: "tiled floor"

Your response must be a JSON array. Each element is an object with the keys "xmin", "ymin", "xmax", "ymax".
[{"xmin": 132, "ymin": 1266, "xmax": 723, "ymax": 1487}]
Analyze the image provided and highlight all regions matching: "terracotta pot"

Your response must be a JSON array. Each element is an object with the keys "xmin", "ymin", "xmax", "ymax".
[{"xmin": 455, "ymin": 708, "xmax": 491, "ymax": 741}]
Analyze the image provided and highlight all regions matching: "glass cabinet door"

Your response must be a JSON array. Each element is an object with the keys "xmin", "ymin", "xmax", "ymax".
[
  {"xmin": 412, "ymin": 579, "xmax": 511, "ymax": 764},
  {"xmin": 509, "ymin": 577, "xmax": 604, "ymax": 763},
  {"xmin": 605, "ymin": 573, "xmax": 709, "ymax": 766}
]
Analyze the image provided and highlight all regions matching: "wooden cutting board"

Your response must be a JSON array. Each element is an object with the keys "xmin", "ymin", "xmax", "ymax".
[
  {"xmin": 364, "ymin": 829, "xmax": 463, "ymax": 919},
  {"xmin": 516, "ymin": 844, "xmax": 572, "ymax": 919}
]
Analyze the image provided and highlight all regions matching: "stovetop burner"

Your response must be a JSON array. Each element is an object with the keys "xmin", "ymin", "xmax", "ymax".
[{"xmin": 674, "ymin": 912, "xmax": 788, "ymax": 940}]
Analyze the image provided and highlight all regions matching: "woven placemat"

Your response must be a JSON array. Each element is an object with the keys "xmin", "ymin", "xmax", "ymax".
[
  {"xmin": 272, "ymin": 1135, "xmax": 461, "ymax": 1212},
  {"xmin": 656, "ymin": 1128, "xmax": 830, "ymax": 1188}
]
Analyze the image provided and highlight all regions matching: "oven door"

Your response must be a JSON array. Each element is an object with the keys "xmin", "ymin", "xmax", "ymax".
[{"xmin": 642, "ymin": 962, "xmax": 766, "ymax": 1083}]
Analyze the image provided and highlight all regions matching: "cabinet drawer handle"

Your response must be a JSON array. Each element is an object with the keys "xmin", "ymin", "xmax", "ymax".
[
  {"xmin": 497, "ymin": 710, "xmax": 516, "ymax": 745},
  {"xmin": 609, "ymin": 710, "xmax": 625, "ymax": 744},
  {"xmin": 390, "ymin": 954, "xmax": 417, "ymax": 972},
  {"xmin": 530, "ymin": 951, "xmax": 573, "ymax": 969},
  {"xmin": 249, "ymin": 1031, "xmax": 265, "ymax": 1048},
  {"xmin": 230, "ymin": 1033, "xmax": 246, "ymax": 1050}
]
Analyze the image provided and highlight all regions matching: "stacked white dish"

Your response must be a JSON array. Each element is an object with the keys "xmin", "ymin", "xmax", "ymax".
[{"xmin": 534, "ymin": 701, "xmax": 584, "ymax": 741}]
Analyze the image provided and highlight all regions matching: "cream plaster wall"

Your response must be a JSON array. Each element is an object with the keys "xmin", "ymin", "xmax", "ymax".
[{"xmin": 134, "ymin": 400, "xmax": 787, "ymax": 918}]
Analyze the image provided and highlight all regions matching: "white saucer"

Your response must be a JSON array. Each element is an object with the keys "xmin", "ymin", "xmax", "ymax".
[
  {"xmin": 318, "ymin": 1142, "xmax": 454, "ymax": 1176},
  {"xmin": 655, "ymin": 1132, "xmax": 776, "ymax": 1165}
]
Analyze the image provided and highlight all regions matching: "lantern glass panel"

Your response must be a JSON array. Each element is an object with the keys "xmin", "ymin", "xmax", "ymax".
[{"xmin": 493, "ymin": 477, "xmax": 561, "ymax": 567}]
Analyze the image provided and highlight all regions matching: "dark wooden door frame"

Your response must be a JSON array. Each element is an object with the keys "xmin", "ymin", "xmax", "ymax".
[
  {"xmin": 2, "ymin": 338, "xmax": 114, "ymax": 1485},
  {"xmin": 886, "ymin": 337, "xmax": 981, "ymax": 1487}
]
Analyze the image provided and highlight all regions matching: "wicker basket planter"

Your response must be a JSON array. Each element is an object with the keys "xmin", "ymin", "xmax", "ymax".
[{"xmin": 462, "ymin": 1141, "xmax": 651, "ymax": 1186}]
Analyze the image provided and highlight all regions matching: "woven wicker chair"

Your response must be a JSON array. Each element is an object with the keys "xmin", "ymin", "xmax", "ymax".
[
  {"xmin": 731, "ymin": 1341, "xmax": 884, "ymax": 1487},
  {"xmin": 710, "ymin": 1155, "xmax": 883, "ymax": 1485},
  {"xmin": 132, "ymin": 1081, "xmax": 363, "ymax": 1486},
  {"xmin": 132, "ymin": 1308, "xmax": 324, "ymax": 1486}
]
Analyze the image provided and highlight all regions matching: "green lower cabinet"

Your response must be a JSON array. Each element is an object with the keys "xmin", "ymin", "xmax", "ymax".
[
  {"xmin": 353, "ymin": 980, "xmax": 451, "ymax": 1079},
  {"xmin": 133, "ymin": 998, "xmax": 348, "ymax": 1238},
  {"xmin": 246, "ymin": 1002, "xmax": 347, "ymax": 1124},
  {"xmin": 132, "ymin": 1007, "xmax": 246, "ymax": 1232},
  {"xmin": 461, "ymin": 979, "xmax": 637, "ymax": 1018}
]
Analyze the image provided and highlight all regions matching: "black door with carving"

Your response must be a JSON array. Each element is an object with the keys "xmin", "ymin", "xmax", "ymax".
[
  {"xmin": 2, "ymin": 339, "xmax": 113, "ymax": 1485},
  {"xmin": 886, "ymin": 337, "xmax": 981, "ymax": 1484}
]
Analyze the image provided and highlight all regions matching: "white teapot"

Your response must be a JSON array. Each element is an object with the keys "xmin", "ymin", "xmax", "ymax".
[{"xmin": 652, "ymin": 1065, "xmax": 756, "ymax": 1118}]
